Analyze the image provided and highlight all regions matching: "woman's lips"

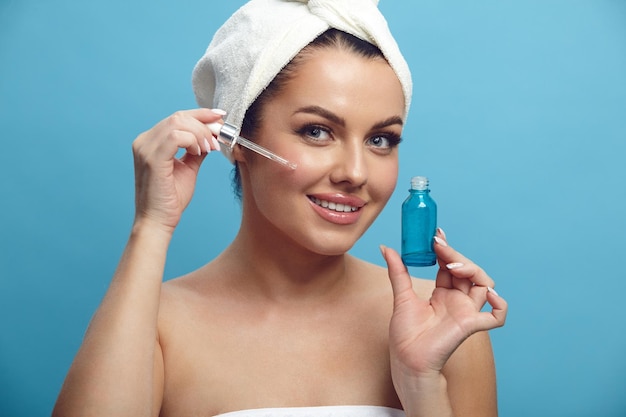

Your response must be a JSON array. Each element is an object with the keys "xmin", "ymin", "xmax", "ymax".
[{"xmin": 307, "ymin": 194, "xmax": 366, "ymax": 225}]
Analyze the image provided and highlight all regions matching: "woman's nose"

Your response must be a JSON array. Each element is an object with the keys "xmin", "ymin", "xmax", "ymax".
[{"xmin": 329, "ymin": 142, "xmax": 368, "ymax": 188}]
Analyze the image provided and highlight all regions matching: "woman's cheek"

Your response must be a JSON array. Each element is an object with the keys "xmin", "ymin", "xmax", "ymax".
[{"xmin": 279, "ymin": 147, "xmax": 330, "ymax": 184}]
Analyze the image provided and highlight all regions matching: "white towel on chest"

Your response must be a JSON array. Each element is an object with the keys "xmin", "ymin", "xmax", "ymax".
[{"xmin": 214, "ymin": 405, "xmax": 406, "ymax": 417}]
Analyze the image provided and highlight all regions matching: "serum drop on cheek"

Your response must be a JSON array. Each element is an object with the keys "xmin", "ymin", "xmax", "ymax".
[{"xmin": 401, "ymin": 176, "xmax": 437, "ymax": 267}]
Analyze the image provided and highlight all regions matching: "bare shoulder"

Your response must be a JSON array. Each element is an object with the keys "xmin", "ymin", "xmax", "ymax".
[
  {"xmin": 157, "ymin": 265, "xmax": 225, "ymax": 335},
  {"xmin": 444, "ymin": 330, "xmax": 495, "ymax": 377},
  {"xmin": 346, "ymin": 255, "xmax": 435, "ymax": 300},
  {"xmin": 443, "ymin": 331, "xmax": 497, "ymax": 416},
  {"xmin": 161, "ymin": 269, "xmax": 206, "ymax": 300},
  {"xmin": 159, "ymin": 271, "xmax": 203, "ymax": 312}
]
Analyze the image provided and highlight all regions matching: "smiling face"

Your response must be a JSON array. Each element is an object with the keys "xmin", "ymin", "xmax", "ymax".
[{"xmin": 236, "ymin": 46, "xmax": 405, "ymax": 256}]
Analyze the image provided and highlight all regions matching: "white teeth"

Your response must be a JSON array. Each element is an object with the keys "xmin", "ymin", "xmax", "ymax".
[{"xmin": 311, "ymin": 197, "xmax": 358, "ymax": 213}]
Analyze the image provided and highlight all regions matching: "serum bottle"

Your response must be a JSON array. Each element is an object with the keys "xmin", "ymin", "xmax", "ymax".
[{"xmin": 401, "ymin": 176, "xmax": 437, "ymax": 267}]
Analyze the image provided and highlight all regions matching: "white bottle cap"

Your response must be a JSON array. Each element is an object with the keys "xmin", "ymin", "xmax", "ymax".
[{"xmin": 410, "ymin": 176, "xmax": 429, "ymax": 190}]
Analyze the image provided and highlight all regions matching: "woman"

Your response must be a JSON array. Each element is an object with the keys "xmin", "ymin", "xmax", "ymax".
[{"xmin": 53, "ymin": 1, "xmax": 507, "ymax": 416}]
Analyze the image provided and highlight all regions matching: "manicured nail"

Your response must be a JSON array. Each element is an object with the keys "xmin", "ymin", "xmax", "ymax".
[
  {"xmin": 379, "ymin": 245, "xmax": 387, "ymax": 257},
  {"xmin": 211, "ymin": 136, "xmax": 221, "ymax": 151},
  {"xmin": 196, "ymin": 144, "xmax": 202, "ymax": 155},
  {"xmin": 487, "ymin": 286, "xmax": 499, "ymax": 296},
  {"xmin": 434, "ymin": 236, "xmax": 448, "ymax": 247},
  {"xmin": 437, "ymin": 227, "xmax": 447, "ymax": 240},
  {"xmin": 211, "ymin": 108, "xmax": 227, "ymax": 116},
  {"xmin": 204, "ymin": 138, "xmax": 212, "ymax": 153},
  {"xmin": 446, "ymin": 262, "xmax": 464, "ymax": 270}
]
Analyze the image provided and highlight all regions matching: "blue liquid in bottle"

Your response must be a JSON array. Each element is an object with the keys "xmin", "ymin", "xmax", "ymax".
[{"xmin": 401, "ymin": 176, "xmax": 437, "ymax": 267}]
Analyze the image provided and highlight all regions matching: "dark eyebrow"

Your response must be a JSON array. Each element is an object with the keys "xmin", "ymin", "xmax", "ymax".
[
  {"xmin": 293, "ymin": 105, "xmax": 403, "ymax": 130},
  {"xmin": 292, "ymin": 106, "xmax": 346, "ymax": 126},
  {"xmin": 372, "ymin": 116, "xmax": 404, "ymax": 130}
]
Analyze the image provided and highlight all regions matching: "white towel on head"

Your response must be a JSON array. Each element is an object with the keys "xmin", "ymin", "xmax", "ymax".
[{"xmin": 192, "ymin": 0, "xmax": 412, "ymax": 162}]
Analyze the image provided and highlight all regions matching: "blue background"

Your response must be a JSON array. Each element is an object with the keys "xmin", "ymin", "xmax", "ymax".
[{"xmin": 1, "ymin": 1, "xmax": 625, "ymax": 416}]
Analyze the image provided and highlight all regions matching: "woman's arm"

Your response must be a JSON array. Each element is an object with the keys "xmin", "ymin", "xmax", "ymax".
[
  {"xmin": 52, "ymin": 109, "xmax": 223, "ymax": 417},
  {"xmin": 52, "ymin": 222, "xmax": 171, "ymax": 417}
]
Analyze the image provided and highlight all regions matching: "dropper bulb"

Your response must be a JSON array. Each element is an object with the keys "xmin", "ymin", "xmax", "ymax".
[{"xmin": 207, "ymin": 122, "xmax": 222, "ymax": 137}]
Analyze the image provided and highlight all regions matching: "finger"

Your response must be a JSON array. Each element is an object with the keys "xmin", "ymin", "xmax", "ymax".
[
  {"xmin": 434, "ymin": 231, "xmax": 454, "ymax": 290},
  {"xmin": 179, "ymin": 149, "xmax": 207, "ymax": 173},
  {"xmin": 135, "ymin": 121, "xmax": 200, "ymax": 161},
  {"xmin": 433, "ymin": 234, "xmax": 495, "ymax": 289},
  {"xmin": 380, "ymin": 245, "xmax": 414, "ymax": 306},
  {"xmin": 132, "ymin": 128, "xmax": 197, "ymax": 166},
  {"xmin": 165, "ymin": 109, "xmax": 226, "ymax": 155},
  {"xmin": 207, "ymin": 135, "xmax": 222, "ymax": 152},
  {"xmin": 191, "ymin": 107, "xmax": 227, "ymax": 153},
  {"xmin": 169, "ymin": 111, "xmax": 212, "ymax": 155},
  {"xmin": 453, "ymin": 275, "xmax": 473, "ymax": 294},
  {"xmin": 183, "ymin": 108, "xmax": 226, "ymax": 153},
  {"xmin": 435, "ymin": 266, "xmax": 473, "ymax": 294},
  {"xmin": 487, "ymin": 287, "xmax": 508, "ymax": 326},
  {"xmin": 435, "ymin": 265, "xmax": 453, "ymax": 290},
  {"xmin": 186, "ymin": 107, "xmax": 227, "ymax": 122},
  {"xmin": 474, "ymin": 288, "xmax": 508, "ymax": 330},
  {"xmin": 444, "ymin": 255, "xmax": 472, "ymax": 294},
  {"xmin": 447, "ymin": 260, "xmax": 495, "ymax": 287},
  {"xmin": 468, "ymin": 285, "xmax": 488, "ymax": 310},
  {"xmin": 444, "ymin": 261, "xmax": 495, "ymax": 289},
  {"xmin": 159, "ymin": 129, "xmax": 203, "ymax": 159},
  {"xmin": 433, "ymin": 234, "xmax": 470, "ymax": 267}
]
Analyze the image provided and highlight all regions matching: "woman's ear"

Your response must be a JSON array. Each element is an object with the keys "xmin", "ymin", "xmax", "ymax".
[{"xmin": 231, "ymin": 144, "xmax": 248, "ymax": 165}]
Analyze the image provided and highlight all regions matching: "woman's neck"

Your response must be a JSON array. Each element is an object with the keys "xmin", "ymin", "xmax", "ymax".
[{"xmin": 217, "ymin": 213, "xmax": 355, "ymax": 305}]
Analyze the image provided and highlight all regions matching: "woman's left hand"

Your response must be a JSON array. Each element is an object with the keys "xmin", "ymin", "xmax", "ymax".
[{"xmin": 381, "ymin": 229, "xmax": 508, "ymax": 379}]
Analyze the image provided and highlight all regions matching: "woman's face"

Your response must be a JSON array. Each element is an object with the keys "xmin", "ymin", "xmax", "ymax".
[{"xmin": 237, "ymin": 46, "xmax": 405, "ymax": 256}]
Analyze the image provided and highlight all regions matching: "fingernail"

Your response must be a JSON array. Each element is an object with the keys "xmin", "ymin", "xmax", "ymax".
[
  {"xmin": 196, "ymin": 144, "xmax": 202, "ymax": 155},
  {"xmin": 437, "ymin": 227, "xmax": 447, "ymax": 239},
  {"xmin": 379, "ymin": 245, "xmax": 387, "ymax": 256},
  {"xmin": 211, "ymin": 108, "xmax": 227, "ymax": 116},
  {"xmin": 204, "ymin": 138, "xmax": 212, "ymax": 153},
  {"xmin": 446, "ymin": 262, "xmax": 464, "ymax": 270},
  {"xmin": 487, "ymin": 287, "xmax": 499, "ymax": 296},
  {"xmin": 434, "ymin": 236, "xmax": 448, "ymax": 247},
  {"xmin": 211, "ymin": 136, "xmax": 221, "ymax": 151}
]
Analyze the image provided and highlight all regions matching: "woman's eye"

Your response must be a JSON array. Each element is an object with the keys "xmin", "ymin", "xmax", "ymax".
[
  {"xmin": 369, "ymin": 136, "xmax": 390, "ymax": 148},
  {"xmin": 297, "ymin": 125, "xmax": 331, "ymax": 142},
  {"xmin": 367, "ymin": 134, "xmax": 402, "ymax": 149}
]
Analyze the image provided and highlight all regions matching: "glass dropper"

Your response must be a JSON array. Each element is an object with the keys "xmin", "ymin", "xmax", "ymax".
[{"xmin": 207, "ymin": 122, "xmax": 297, "ymax": 170}]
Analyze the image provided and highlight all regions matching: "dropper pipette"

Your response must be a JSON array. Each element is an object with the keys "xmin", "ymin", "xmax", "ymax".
[{"xmin": 207, "ymin": 122, "xmax": 297, "ymax": 170}]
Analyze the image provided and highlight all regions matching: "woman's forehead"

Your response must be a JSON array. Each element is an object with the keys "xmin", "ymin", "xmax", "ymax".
[{"xmin": 274, "ymin": 48, "xmax": 405, "ymax": 118}]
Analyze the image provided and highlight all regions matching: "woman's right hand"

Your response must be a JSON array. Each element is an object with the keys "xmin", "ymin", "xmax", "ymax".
[{"xmin": 131, "ymin": 108, "xmax": 224, "ymax": 234}]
